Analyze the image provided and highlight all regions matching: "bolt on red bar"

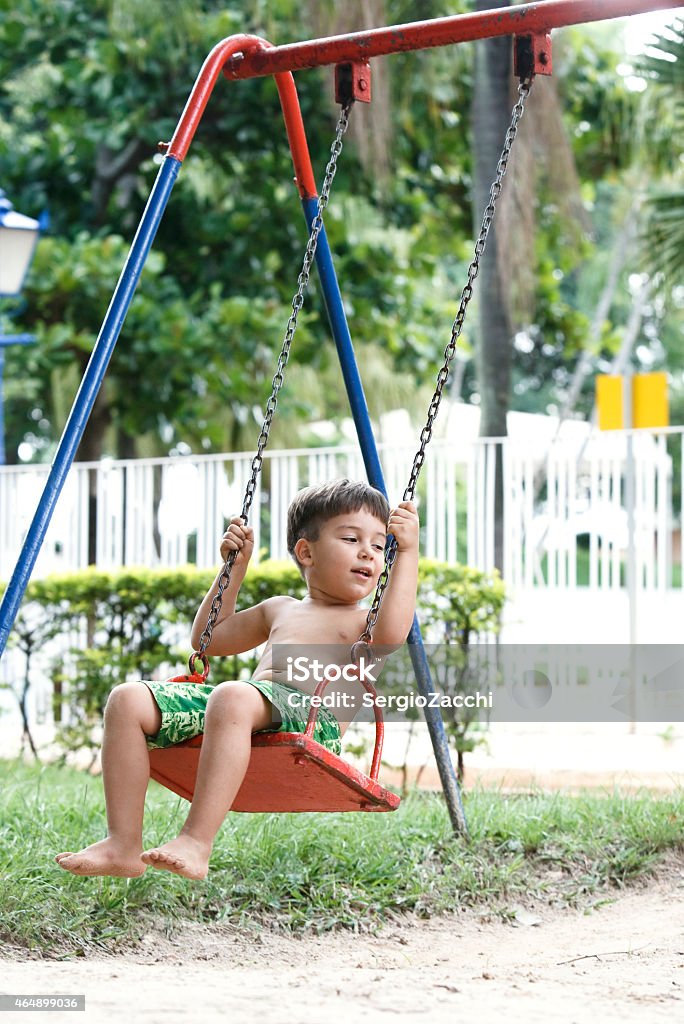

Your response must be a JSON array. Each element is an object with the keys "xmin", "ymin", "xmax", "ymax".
[
  {"xmin": 514, "ymin": 33, "xmax": 553, "ymax": 78},
  {"xmin": 335, "ymin": 61, "xmax": 372, "ymax": 105}
]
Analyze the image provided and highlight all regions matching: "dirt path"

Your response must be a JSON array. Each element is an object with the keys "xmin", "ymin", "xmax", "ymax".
[{"xmin": 3, "ymin": 877, "xmax": 683, "ymax": 1024}]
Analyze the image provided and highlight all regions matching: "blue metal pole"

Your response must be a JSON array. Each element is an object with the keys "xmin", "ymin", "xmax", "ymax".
[
  {"xmin": 0, "ymin": 156, "xmax": 182, "ymax": 659},
  {"xmin": 302, "ymin": 196, "xmax": 468, "ymax": 836},
  {"xmin": 301, "ymin": 198, "xmax": 384, "ymax": 487}
]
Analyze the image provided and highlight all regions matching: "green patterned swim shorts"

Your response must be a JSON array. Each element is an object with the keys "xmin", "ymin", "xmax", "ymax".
[{"xmin": 143, "ymin": 678, "xmax": 342, "ymax": 756}]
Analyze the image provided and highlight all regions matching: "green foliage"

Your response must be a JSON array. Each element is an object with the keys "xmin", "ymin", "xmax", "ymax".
[
  {"xmin": 417, "ymin": 561, "xmax": 505, "ymax": 778},
  {"xmin": 643, "ymin": 188, "xmax": 684, "ymax": 286},
  {"xmin": 556, "ymin": 25, "xmax": 645, "ymax": 178},
  {"xmin": 637, "ymin": 18, "xmax": 684, "ymax": 128},
  {"xmin": 638, "ymin": 20, "xmax": 684, "ymax": 286},
  {"xmin": 373, "ymin": 561, "xmax": 504, "ymax": 788},
  {"xmin": 0, "ymin": 0, "xmax": 336, "ymax": 460},
  {"xmin": 418, "ymin": 560, "xmax": 505, "ymax": 643},
  {"xmin": 1, "ymin": 0, "xmax": 475, "ymax": 462},
  {"xmin": 8, "ymin": 233, "xmax": 309, "ymax": 459}
]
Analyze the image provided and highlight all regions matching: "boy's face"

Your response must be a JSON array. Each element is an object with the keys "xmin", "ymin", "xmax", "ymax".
[{"xmin": 294, "ymin": 506, "xmax": 387, "ymax": 603}]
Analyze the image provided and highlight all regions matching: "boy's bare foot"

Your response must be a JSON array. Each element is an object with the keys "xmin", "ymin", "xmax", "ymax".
[
  {"xmin": 55, "ymin": 838, "xmax": 146, "ymax": 877},
  {"xmin": 141, "ymin": 835, "xmax": 210, "ymax": 880}
]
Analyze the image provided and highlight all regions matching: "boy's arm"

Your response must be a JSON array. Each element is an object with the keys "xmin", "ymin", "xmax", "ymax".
[
  {"xmin": 369, "ymin": 501, "xmax": 420, "ymax": 648},
  {"xmin": 190, "ymin": 518, "xmax": 271, "ymax": 656}
]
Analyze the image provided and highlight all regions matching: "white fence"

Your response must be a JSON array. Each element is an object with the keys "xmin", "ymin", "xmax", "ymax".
[{"xmin": 1, "ymin": 428, "xmax": 681, "ymax": 594}]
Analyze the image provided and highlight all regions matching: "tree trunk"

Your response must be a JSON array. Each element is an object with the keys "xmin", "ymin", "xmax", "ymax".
[
  {"xmin": 472, "ymin": 0, "xmax": 512, "ymax": 571},
  {"xmin": 304, "ymin": 0, "xmax": 392, "ymax": 182}
]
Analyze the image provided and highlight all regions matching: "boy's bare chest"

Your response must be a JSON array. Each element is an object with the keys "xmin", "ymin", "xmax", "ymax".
[{"xmin": 269, "ymin": 602, "xmax": 366, "ymax": 646}]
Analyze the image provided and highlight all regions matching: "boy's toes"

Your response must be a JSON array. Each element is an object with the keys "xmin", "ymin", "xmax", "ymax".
[
  {"xmin": 143, "ymin": 848, "xmax": 181, "ymax": 868},
  {"xmin": 141, "ymin": 838, "xmax": 208, "ymax": 879},
  {"xmin": 141, "ymin": 847, "xmax": 164, "ymax": 865}
]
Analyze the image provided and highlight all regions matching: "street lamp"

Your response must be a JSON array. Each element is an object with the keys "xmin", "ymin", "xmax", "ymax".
[
  {"xmin": 0, "ymin": 189, "xmax": 41, "ymax": 465},
  {"xmin": 0, "ymin": 190, "xmax": 41, "ymax": 296}
]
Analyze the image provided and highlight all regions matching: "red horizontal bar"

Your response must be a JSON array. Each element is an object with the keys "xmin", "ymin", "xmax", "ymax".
[
  {"xmin": 224, "ymin": 0, "xmax": 683, "ymax": 79},
  {"xmin": 168, "ymin": 0, "xmax": 681, "ymax": 166}
]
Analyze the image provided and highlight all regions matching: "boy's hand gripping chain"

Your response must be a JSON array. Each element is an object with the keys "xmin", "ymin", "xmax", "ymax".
[
  {"xmin": 187, "ymin": 100, "xmax": 353, "ymax": 681},
  {"xmin": 352, "ymin": 76, "xmax": 533, "ymax": 666}
]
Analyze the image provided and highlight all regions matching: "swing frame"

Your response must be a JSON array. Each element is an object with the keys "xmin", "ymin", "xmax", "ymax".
[{"xmin": 0, "ymin": 0, "xmax": 679, "ymax": 834}]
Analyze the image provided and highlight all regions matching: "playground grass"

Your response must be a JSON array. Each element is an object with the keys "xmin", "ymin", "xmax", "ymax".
[{"xmin": 1, "ymin": 758, "xmax": 683, "ymax": 957}]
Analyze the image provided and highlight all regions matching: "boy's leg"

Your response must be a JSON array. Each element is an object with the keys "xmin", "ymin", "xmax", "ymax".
[
  {"xmin": 141, "ymin": 681, "xmax": 272, "ymax": 880},
  {"xmin": 55, "ymin": 682, "xmax": 161, "ymax": 877}
]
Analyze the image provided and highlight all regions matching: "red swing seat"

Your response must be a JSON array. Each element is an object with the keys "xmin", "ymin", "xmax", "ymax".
[{"xmin": 148, "ymin": 672, "xmax": 400, "ymax": 813}]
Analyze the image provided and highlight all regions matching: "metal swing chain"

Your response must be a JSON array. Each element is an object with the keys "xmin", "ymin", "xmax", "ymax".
[
  {"xmin": 354, "ymin": 77, "xmax": 533, "ymax": 656},
  {"xmin": 190, "ymin": 100, "xmax": 354, "ymax": 675}
]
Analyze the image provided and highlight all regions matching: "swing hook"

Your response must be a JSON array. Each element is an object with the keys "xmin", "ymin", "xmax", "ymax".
[
  {"xmin": 513, "ymin": 33, "xmax": 553, "ymax": 80},
  {"xmin": 335, "ymin": 60, "xmax": 372, "ymax": 105},
  {"xmin": 186, "ymin": 651, "xmax": 210, "ymax": 681},
  {"xmin": 351, "ymin": 638, "xmax": 374, "ymax": 668}
]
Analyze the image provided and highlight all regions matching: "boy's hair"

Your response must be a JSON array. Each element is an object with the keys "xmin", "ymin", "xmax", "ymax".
[{"xmin": 287, "ymin": 479, "xmax": 390, "ymax": 570}]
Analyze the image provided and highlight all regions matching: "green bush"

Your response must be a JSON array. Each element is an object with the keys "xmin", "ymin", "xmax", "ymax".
[
  {"xmin": 417, "ymin": 561, "xmax": 506, "ymax": 781},
  {"xmin": 418, "ymin": 560, "xmax": 505, "ymax": 642},
  {"xmin": 2, "ymin": 559, "xmax": 504, "ymax": 770}
]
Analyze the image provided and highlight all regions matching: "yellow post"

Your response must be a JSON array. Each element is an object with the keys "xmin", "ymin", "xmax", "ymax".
[
  {"xmin": 596, "ymin": 371, "xmax": 669, "ymax": 430},
  {"xmin": 632, "ymin": 371, "xmax": 669, "ymax": 428}
]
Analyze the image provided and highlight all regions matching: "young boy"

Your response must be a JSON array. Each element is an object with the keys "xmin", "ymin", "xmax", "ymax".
[{"xmin": 55, "ymin": 479, "xmax": 419, "ymax": 881}]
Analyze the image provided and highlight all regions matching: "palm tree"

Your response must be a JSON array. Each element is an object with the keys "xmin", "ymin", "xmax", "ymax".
[{"xmin": 638, "ymin": 18, "xmax": 684, "ymax": 283}]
